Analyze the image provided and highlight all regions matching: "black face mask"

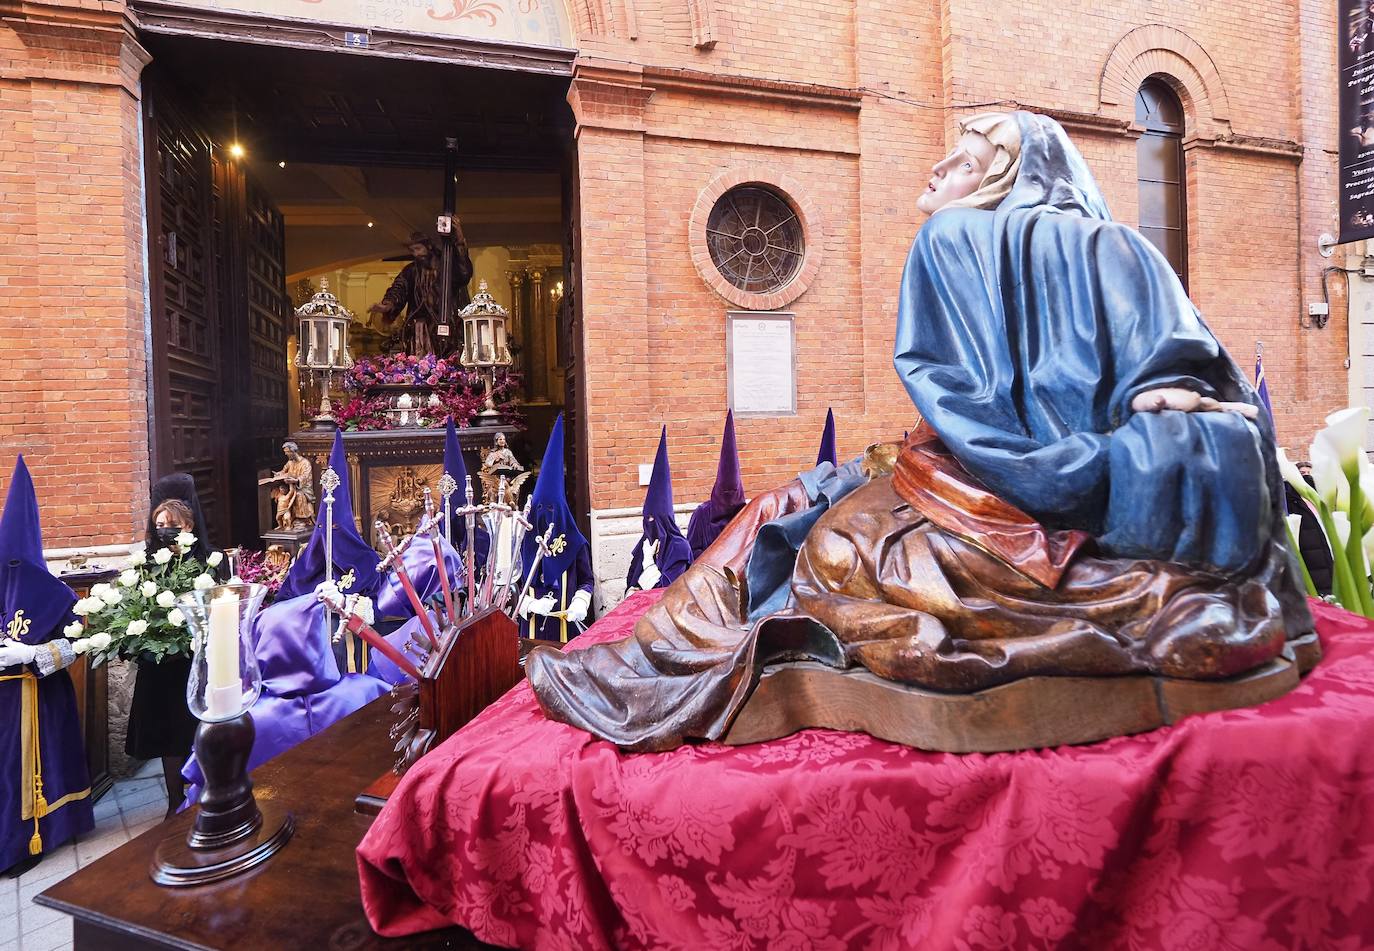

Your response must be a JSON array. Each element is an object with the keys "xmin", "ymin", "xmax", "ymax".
[{"xmin": 155, "ymin": 527, "xmax": 181, "ymax": 545}]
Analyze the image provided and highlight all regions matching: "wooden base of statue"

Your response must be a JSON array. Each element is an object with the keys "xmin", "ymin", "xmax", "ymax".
[
  {"xmin": 151, "ymin": 713, "xmax": 294, "ymax": 887},
  {"xmin": 261, "ymin": 525, "xmax": 313, "ymax": 559},
  {"xmin": 723, "ymin": 633, "xmax": 1323, "ymax": 753},
  {"xmin": 355, "ymin": 607, "xmax": 523, "ymax": 816}
]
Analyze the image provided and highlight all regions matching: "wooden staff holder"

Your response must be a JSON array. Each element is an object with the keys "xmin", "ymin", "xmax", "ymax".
[{"xmin": 356, "ymin": 606, "xmax": 523, "ymax": 815}]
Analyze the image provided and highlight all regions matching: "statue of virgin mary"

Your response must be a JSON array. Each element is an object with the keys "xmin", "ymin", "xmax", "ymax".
[{"xmin": 527, "ymin": 111, "xmax": 1316, "ymax": 752}]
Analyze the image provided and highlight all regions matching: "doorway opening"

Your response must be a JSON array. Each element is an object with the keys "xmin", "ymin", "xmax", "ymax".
[{"xmin": 138, "ymin": 32, "xmax": 578, "ymax": 547}]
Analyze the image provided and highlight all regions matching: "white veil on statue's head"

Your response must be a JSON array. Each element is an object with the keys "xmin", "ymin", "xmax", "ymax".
[{"xmin": 944, "ymin": 111, "xmax": 1114, "ymax": 222}]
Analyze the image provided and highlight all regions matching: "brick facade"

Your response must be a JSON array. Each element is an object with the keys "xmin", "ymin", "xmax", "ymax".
[{"xmin": 0, "ymin": 0, "xmax": 1350, "ymax": 574}]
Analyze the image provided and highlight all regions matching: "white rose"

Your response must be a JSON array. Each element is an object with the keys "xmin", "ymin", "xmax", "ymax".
[
  {"xmin": 207, "ymin": 551, "xmax": 223, "ymax": 568},
  {"xmin": 62, "ymin": 620, "xmax": 84, "ymax": 638},
  {"xmin": 98, "ymin": 587, "xmax": 123, "ymax": 606},
  {"xmin": 176, "ymin": 531, "xmax": 197, "ymax": 551},
  {"xmin": 124, "ymin": 619, "xmax": 148, "ymax": 639},
  {"xmin": 72, "ymin": 598, "xmax": 95, "ymax": 617},
  {"xmin": 128, "ymin": 550, "xmax": 147, "ymax": 567},
  {"xmin": 153, "ymin": 548, "xmax": 173, "ymax": 566},
  {"xmin": 89, "ymin": 632, "xmax": 113, "ymax": 651},
  {"xmin": 118, "ymin": 569, "xmax": 138, "ymax": 588},
  {"xmin": 156, "ymin": 590, "xmax": 176, "ymax": 609},
  {"xmin": 140, "ymin": 580, "xmax": 158, "ymax": 598},
  {"xmin": 90, "ymin": 583, "xmax": 111, "ymax": 599},
  {"xmin": 167, "ymin": 608, "xmax": 185, "ymax": 627},
  {"xmin": 71, "ymin": 638, "xmax": 91, "ymax": 655},
  {"xmin": 193, "ymin": 573, "xmax": 215, "ymax": 591}
]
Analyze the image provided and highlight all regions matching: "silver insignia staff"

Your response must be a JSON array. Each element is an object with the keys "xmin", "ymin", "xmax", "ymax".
[{"xmin": 375, "ymin": 519, "xmax": 441, "ymax": 650}]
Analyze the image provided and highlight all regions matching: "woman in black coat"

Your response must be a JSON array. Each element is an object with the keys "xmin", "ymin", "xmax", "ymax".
[
  {"xmin": 125, "ymin": 474, "xmax": 213, "ymax": 816},
  {"xmin": 1285, "ymin": 465, "xmax": 1334, "ymax": 597}
]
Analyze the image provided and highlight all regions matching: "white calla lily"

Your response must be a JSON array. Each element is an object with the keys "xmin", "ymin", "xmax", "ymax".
[
  {"xmin": 1321, "ymin": 407, "xmax": 1371, "ymax": 469},
  {"xmin": 1333, "ymin": 511, "xmax": 1352, "ymax": 549},
  {"xmin": 1276, "ymin": 448, "xmax": 1306, "ymax": 491},
  {"xmin": 1285, "ymin": 513, "xmax": 1304, "ymax": 544},
  {"xmin": 1310, "ymin": 434, "xmax": 1348, "ymax": 511}
]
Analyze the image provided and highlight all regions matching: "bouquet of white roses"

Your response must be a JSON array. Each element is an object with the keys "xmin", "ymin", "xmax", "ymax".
[{"xmin": 69, "ymin": 531, "xmax": 224, "ymax": 665}]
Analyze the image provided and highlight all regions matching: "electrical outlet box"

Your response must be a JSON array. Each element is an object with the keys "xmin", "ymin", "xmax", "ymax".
[{"xmin": 1309, "ymin": 302, "xmax": 1330, "ymax": 317}]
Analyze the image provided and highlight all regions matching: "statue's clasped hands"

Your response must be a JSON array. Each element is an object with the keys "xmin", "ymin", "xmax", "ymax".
[{"xmin": 1131, "ymin": 387, "xmax": 1259, "ymax": 420}]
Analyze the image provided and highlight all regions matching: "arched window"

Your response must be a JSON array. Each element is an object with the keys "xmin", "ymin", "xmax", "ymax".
[{"xmin": 1135, "ymin": 78, "xmax": 1188, "ymax": 289}]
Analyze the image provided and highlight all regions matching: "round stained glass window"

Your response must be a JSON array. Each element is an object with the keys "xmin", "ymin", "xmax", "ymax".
[{"xmin": 705, "ymin": 185, "xmax": 805, "ymax": 295}]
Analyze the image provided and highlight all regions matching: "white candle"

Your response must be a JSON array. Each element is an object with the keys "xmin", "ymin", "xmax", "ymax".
[{"xmin": 206, "ymin": 589, "xmax": 241, "ymax": 718}]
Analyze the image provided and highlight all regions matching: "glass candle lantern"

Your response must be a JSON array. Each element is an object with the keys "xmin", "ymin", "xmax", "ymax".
[
  {"xmin": 458, "ymin": 280, "xmax": 513, "ymax": 424},
  {"xmin": 294, "ymin": 280, "xmax": 355, "ymax": 429},
  {"xmin": 181, "ymin": 583, "xmax": 268, "ymax": 722}
]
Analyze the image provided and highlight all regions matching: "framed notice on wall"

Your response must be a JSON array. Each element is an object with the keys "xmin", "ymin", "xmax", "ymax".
[{"xmin": 727, "ymin": 312, "xmax": 796, "ymax": 416}]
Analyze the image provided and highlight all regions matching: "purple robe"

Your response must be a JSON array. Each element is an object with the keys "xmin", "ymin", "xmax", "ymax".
[
  {"xmin": 626, "ymin": 427, "xmax": 692, "ymax": 590},
  {"xmin": 685, "ymin": 411, "xmax": 747, "ymax": 559},
  {"xmin": 1, "ymin": 459, "xmax": 92, "ymax": 871}
]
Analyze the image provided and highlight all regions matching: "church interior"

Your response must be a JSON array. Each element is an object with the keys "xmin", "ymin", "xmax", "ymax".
[{"xmin": 139, "ymin": 32, "xmax": 577, "ymax": 547}]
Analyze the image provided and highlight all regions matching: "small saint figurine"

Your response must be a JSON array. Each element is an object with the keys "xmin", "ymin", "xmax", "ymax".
[
  {"xmin": 478, "ymin": 433, "xmax": 529, "ymax": 505},
  {"xmin": 263, "ymin": 441, "xmax": 314, "ymax": 531},
  {"xmin": 527, "ymin": 111, "xmax": 1314, "ymax": 753},
  {"xmin": 368, "ymin": 230, "xmax": 473, "ymax": 358},
  {"xmin": 0, "ymin": 457, "xmax": 94, "ymax": 876}
]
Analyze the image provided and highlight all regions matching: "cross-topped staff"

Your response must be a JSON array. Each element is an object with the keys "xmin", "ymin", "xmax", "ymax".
[
  {"xmin": 423, "ymin": 486, "xmax": 457, "ymax": 625},
  {"xmin": 376, "ymin": 520, "xmax": 440, "ymax": 650},
  {"xmin": 317, "ymin": 586, "xmax": 421, "ymax": 681},
  {"xmin": 494, "ymin": 497, "xmax": 533, "ymax": 614},
  {"xmin": 512, "ymin": 524, "xmax": 554, "ymax": 629},
  {"xmin": 477, "ymin": 476, "xmax": 512, "ymax": 611},
  {"xmin": 452, "ymin": 475, "xmax": 483, "ymax": 618}
]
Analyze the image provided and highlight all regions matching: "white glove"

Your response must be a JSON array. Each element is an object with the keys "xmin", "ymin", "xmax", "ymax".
[
  {"xmin": 565, "ymin": 590, "xmax": 592, "ymax": 626},
  {"xmin": 636, "ymin": 538, "xmax": 661, "ymax": 590},
  {"xmin": 518, "ymin": 593, "xmax": 557, "ymax": 619},
  {"xmin": 0, "ymin": 640, "xmax": 37, "ymax": 668}
]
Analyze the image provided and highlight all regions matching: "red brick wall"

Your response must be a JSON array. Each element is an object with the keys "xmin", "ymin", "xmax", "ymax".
[
  {"xmin": 572, "ymin": 0, "xmax": 1345, "ymax": 514},
  {"xmin": 0, "ymin": 0, "xmax": 1346, "ymax": 548},
  {"xmin": 0, "ymin": 16, "xmax": 150, "ymax": 550}
]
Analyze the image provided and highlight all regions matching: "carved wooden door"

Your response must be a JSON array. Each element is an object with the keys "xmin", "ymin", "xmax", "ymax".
[
  {"xmin": 214, "ymin": 157, "xmax": 291, "ymax": 546},
  {"xmin": 144, "ymin": 88, "xmax": 228, "ymax": 543}
]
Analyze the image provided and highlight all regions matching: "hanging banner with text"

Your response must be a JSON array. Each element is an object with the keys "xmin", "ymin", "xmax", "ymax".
[{"xmin": 1341, "ymin": 0, "xmax": 1374, "ymax": 243}]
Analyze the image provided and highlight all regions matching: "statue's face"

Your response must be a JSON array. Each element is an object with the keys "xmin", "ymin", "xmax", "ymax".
[
  {"xmin": 916, "ymin": 131, "xmax": 998, "ymax": 216},
  {"xmin": 409, "ymin": 242, "xmax": 430, "ymax": 261},
  {"xmin": 495, "ymin": 434, "xmax": 507, "ymax": 448},
  {"xmin": 283, "ymin": 444, "xmax": 297, "ymax": 459}
]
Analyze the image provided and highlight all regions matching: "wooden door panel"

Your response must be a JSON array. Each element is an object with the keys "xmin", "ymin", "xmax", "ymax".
[{"xmin": 147, "ymin": 85, "xmax": 228, "ymax": 543}]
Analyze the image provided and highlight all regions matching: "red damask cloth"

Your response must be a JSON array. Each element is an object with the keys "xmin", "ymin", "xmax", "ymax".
[{"xmin": 357, "ymin": 593, "xmax": 1374, "ymax": 949}]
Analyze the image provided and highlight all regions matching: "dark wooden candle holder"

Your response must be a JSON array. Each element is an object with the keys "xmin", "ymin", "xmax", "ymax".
[
  {"xmin": 150, "ymin": 712, "xmax": 294, "ymax": 887},
  {"xmin": 356, "ymin": 606, "xmax": 524, "ymax": 815}
]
